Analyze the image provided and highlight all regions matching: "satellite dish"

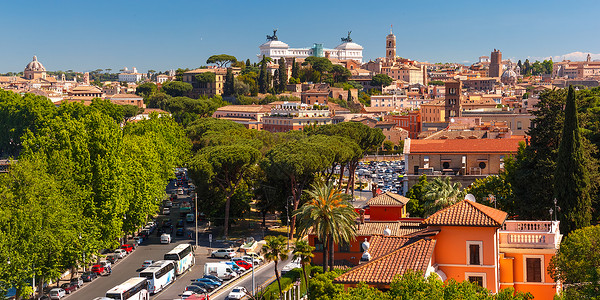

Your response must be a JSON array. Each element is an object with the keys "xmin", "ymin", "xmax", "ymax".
[
  {"xmin": 465, "ymin": 194, "xmax": 476, "ymax": 202},
  {"xmin": 450, "ymin": 118, "xmax": 455, "ymax": 123}
]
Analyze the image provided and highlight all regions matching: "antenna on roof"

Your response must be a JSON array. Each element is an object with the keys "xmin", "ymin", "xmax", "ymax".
[{"xmin": 464, "ymin": 194, "xmax": 476, "ymax": 202}]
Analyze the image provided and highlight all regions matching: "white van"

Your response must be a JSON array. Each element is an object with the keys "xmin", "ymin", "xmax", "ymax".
[
  {"xmin": 204, "ymin": 262, "xmax": 237, "ymax": 280},
  {"xmin": 160, "ymin": 233, "xmax": 171, "ymax": 244}
]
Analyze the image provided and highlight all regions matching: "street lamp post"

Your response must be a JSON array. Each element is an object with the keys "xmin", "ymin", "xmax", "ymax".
[
  {"xmin": 251, "ymin": 255, "xmax": 255, "ymax": 297},
  {"xmin": 195, "ymin": 193, "xmax": 198, "ymax": 248},
  {"xmin": 286, "ymin": 196, "xmax": 292, "ymax": 250}
]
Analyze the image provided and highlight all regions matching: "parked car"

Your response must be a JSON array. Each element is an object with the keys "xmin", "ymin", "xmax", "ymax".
[
  {"xmin": 113, "ymin": 249, "xmax": 127, "ymax": 259},
  {"xmin": 193, "ymin": 278, "xmax": 221, "ymax": 286},
  {"xmin": 161, "ymin": 233, "xmax": 171, "ymax": 244},
  {"xmin": 190, "ymin": 281, "xmax": 214, "ymax": 292},
  {"xmin": 60, "ymin": 283, "xmax": 77, "ymax": 294},
  {"xmin": 142, "ymin": 260, "xmax": 154, "ymax": 268},
  {"xmin": 106, "ymin": 254, "xmax": 118, "ymax": 264},
  {"xmin": 181, "ymin": 291, "xmax": 197, "ymax": 300},
  {"xmin": 203, "ymin": 274, "xmax": 223, "ymax": 283},
  {"xmin": 133, "ymin": 236, "xmax": 143, "ymax": 245},
  {"xmin": 184, "ymin": 285, "xmax": 207, "ymax": 294},
  {"xmin": 49, "ymin": 288, "xmax": 66, "ymax": 299},
  {"xmin": 186, "ymin": 213, "xmax": 195, "ymax": 223},
  {"xmin": 91, "ymin": 264, "xmax": 110, "ymax": 276},
  {"xmin": 176, "ymin": 219, "xmax": 184, "ymax": 228},
  {"xmin": 232, "ymin": 259, "xmax": 252, "ymax": 270},
  {"xmin": 228, "ymin": 287, "xmax": 247, "ymax": 300},
  {"xmin": 245, "ymin": 252, "xmax": 264, "ymax": 263},
  {"xmin": 176, "ymin": 228, "xmax": 185, "ymax": 236},
  {"xmin": 281, "ymin": 258, "xmax": 302, "ymax": 274},
  {"xmin": 241, "ymin": 256, "xmax": 261, "ymax": 265},
  {"xmin": 120, "ymin": 244, "xmax": 134, "ymax": 254},
  {"xmin": 70, "ymin": 277, "xmax": 83, "ymax": 288},
  {"xmin": 163, "ymin": 207, "xmax": 171, "ymax": 215},
  {"xmin": 81, "ymin": 271, "xmax": 97, "ymax": 282},
  {"xmin": 210, "ymin": 248, "xmax": 236, "ymax": 258}
]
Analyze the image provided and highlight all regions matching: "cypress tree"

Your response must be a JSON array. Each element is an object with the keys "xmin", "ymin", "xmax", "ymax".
[
  {"xmin": 347, "ymin": 89, "xmax": 353, "ymax": 102},
  {"xmin": 246, "ymin": 59, "xmax": 251, "ymax": 67},
  {"xmin": 258, "ymin": 56, "xmax": 267, "ymax": 93},
  {"xmin": 224, "ymin": 68, "xmax": 234, "ymax": 96},
  {"xmin": 291, "ymin": 57, "xmax": 299, "ymax": 79},
  {"xmin": 266, "ymin": 70, "xmax": 273, "ymax": 93},
  {"xmin": 278, "ymin": 58, "xmax": 287, "ymax": 93},
  {"xmin": 554, "ymin": 85, "xmax": 591, "ymax": 233},
  {"xmin": 273, "ymin": 69, "xmax": 280, "ymax": 94}
]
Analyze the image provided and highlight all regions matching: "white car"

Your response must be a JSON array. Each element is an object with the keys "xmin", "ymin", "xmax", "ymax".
[
  {"xmin": 163, "ymin": 207, "xmax": 171, "ymax": 215},
  {"xmin": 161, "ymin": 233, "xmax": 171, "ymax": 244},
  {"xmin": 49, "ymin": 288, "xmax": 66, "ymax": 299},
  {"xmin": 181, "ymin": 291, "xmax": 197, "ymax": 299},
  {"xmin": 211, "ymin": 248, "xmax": 236, "ymax": 258},
  {"xmin": 241, "ymin": 256, "xmax": 261, "ymax": 265},
  {"xmin": 113, "ymin": 249, "xmax": 127, "ymax": 259},
  {"xmin": 228, "ymin": 286, "xmax": 247, "ymax": 299},
  {"xmin": 142, "ymin": 260, "xmax": 154, "ymax": 268},
  {"xmin": 245, "ymin": 252, "xmax": 264, "ymax": 263},
  {"xmin": 281, "ymin": 258, "xmax": 302, "ymax": 274}
]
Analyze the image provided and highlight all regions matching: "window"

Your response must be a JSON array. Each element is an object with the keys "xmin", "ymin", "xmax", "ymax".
[
  {"xmin": 467, "ymin": 241, "xmax": 482, "ymax": 265},
  {"xmin": 526, "ymin": 257, "xmax": 542, "ymax": 282},
  {"xmin": 468, "ymin": 276, "xmax": 484, "ymax": 287},
  {"xmin": 443, "ymin": 162, "xmax": 450, "ymax": 169},
  {"xmin": 339, "ymin": 243, "xmax": 350, "ymax": 252},
  {"xmin": 517, "ymin": 121, "xmax": 522, "ymax": 130},
  {"xmin": 314, "ymin": 238, "xmax": 324, "ymax": 252},
  {"xmin": 479, "ymin": 162, "xmax": 487, "ymax": 169}
]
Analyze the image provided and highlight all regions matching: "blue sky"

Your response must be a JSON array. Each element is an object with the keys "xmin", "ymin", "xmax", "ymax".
[{"xmin": 1, "ymin": 0, "xmax": 599, "ymax": 73}]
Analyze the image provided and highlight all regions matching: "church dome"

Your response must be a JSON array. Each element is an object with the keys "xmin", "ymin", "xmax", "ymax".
[
  {"xmin": 335, "ymin": 42, "xmax": 363, "ymax": 50},
  {"xmin": 501, "ymin": 68, "xmax": 517, "ymax": 79},
  {"xmin": 25, "ymin": 56, "xmax": 46, "ymax": 72}
]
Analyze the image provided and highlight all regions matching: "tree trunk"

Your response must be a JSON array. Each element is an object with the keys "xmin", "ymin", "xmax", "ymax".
[
  {"xmin": 302, "ymin": 262, "xmax": 309, "ymax": 294},
  {"xmin": 328, "ymin": 236, "xmax": 335, "ymax": 272},
  {"xmin": 223, "ymin": 195, "xmax": 232, "ymax": 238},
  {"xmin": 322, "ymin": 236, "xmax": 329, "ymax": 273},
  {"xmin": 274, "ymin": 260, "xmax": 283, "ymax": 298},
  {"xmin": 337, "ymin": 164, "xmax": 345, "ymax": 190},
  {"xmin": 262, "ymin": 210, "xmax": 267, "ymax": 228}
]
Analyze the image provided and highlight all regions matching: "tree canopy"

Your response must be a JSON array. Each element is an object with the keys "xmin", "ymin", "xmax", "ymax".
[{"xmin": 206, "ymin": 54, "xmax": 237, "ymax": 68}]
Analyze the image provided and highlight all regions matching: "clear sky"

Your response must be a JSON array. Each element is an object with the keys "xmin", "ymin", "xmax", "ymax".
[{"xmin": 1, "ymin": 0, "xmax": 599, "ymax": 73}]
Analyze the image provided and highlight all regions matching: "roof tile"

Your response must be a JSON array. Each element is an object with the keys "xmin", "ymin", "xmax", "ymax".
[
  {"xmin": 367, "ymin": 192, "xmax": 410, "ymax": 206},
  {"xmin": 423, "ymin": 200, "xmax": 507, "ymax": 227}
]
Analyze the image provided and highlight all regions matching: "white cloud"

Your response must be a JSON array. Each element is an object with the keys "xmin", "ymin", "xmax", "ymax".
[{"xmin": 548, "ymin": 51, "xmax": 600, "ymax": 62}]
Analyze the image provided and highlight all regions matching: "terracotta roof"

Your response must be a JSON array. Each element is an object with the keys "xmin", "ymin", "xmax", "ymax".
[
  {"xmin": 334, "ymin": 238, "xmax": 436, "ymax": 285},
  {"xmin": 142, "ymin": 108, "xmax": 170, "ymax": 114},
  {"xmin": 367, "ymin": 192, "xmax": 410, "ymax": 206},
  {"xmin": 214, "ymin": 105, "xmax": 269, "ymax": 113},
  {"xmin": 423, "ymin": 200, "xmax": 507, "ymax": 227},
  {"xmin": 407, "ymin": 137, "xmax": 524, "ymax": 154},
  {"xmin": 110, "ymin": 93, "xmax": 142, "ymax": 99}
]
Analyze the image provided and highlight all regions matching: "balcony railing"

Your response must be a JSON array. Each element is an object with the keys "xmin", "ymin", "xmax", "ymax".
[{"xmin": 499, "ymin": 221, "xmax": 561, "ymax": 249}]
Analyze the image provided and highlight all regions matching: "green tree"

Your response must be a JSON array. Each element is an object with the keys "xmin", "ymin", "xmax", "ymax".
[
  {"xmin": 196, "ymin": 72, "xmax": 216, "ymax": 84},
  {"xmin": 371, "ymin": 74, "xmax": 393, "ymax": 89},
  {"xmin": 291, "ymin": 57, "xmax": 299, "ymax": 80},
  {"xmin": 258, "ymin": 56, "xmax": 268, "ymax": 93},
  {"xmin": 309, "ymin": 271, "xmax": 344, "ymax": 300},
  {"xmin": 295, "ymin": 182, "xmax": 357, "ymax": 272},
  {"xmin": 145, "ymin": 92, "xmax": 171, "ymax": 109},
  {"xmin": 162, "ymin": 81, "xmax": 193, "ymax": 97},
  {"xmin": 206, "ymin": 54, "xmax": 237, "ymax": 68},
  {"xmin": 555, "ymin": 86, "xmax": 592, "ymax": 232},
  {"xmin": 292, "ymin": 239, "xmax": 315, "ymax": 292},
  {"xmin": 262, "ymin": 235, "xmax": 289, "ymax": 298},
  {"xmin": 405, "ymin": 174, "xmax": 427, "ymax": 217},
  {"xmin": 465, "ymin": 175, "xmax": 514, "ymax": 213},
  {"xmin": 224, "ymin": 68, "xmax": 234, "ymax": 96},
  {"xmin": 549, "ymin": 225, "xmax": 600, "ymax": 299},
  {"xmin": 383, "ymin": 140, "xmax": 394, "ymax": 151},
  {"xmin": 303, "ymin": 57, "xmax": 333, "ymax": 74},
  {"xmin": 278, "ymin": 58, "xmax": 288, "ymax": 93},
  {"xmin": 422, "ymin": 177, "xmax": 463, "ymax": 216},
  {"xmin": 135, "ymin": 82, "xmax": 157, "ymax": 97},
  {"xmin": 331, "ymin": 65, "xmax": 351, "ymax": 83},
  {"xmin": 189, "ymin": 144, "xmax": 261, "ymax": 238}
]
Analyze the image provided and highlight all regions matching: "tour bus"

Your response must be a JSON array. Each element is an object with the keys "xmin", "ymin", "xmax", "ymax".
[
  {"xmin": 105, "ymin": 277, "xmax": 149, "ymax": 300},
  {"xmin": 164, "ymin": 243, "xmax": 195, "ymax": 275},
  {"xmin": 139, "ymin": 260, "xmax": 176, "ymax": 294}
]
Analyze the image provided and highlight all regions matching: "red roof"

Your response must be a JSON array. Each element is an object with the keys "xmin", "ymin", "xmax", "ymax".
[
  {"xmin": 333, "ymin": 238, "xmax": 436, "ymax": 285},
  {"xmin": 423, "ymin": 200, "xmax": 508, "ymax": 227},
  {"xmin": 407, "ymin": 137, "xmax": 524, "ymax": 154}
]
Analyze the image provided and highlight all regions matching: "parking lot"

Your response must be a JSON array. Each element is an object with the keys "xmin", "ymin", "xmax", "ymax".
[{"xmin": 356, "ymin": 160, "xmax": 406, "ymax": 194}]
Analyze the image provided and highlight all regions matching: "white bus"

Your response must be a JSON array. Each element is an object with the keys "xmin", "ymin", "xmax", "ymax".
[
  {"xmin": 139, "ymin": 260, "xmax": 175, "ymax": 294},
  {"xmin": 164, "ymin": 243, "xmax": 195, "ymax": 275},
  {"xmin": 105, "ymin": 277, "xmax": 149, "ymax": 300}
]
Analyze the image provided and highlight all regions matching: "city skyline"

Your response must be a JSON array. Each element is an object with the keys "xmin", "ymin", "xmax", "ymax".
[{"xmin": 1, "ymin": 0, "xmax": 599, "ymax": 73}]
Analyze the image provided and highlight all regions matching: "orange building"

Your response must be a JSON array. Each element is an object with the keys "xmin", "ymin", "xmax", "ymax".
[
  {"xmin": 390, "ymin": 110, "xmax": 422, "ymax": 139},
  {"xmin": 332, "ymin": 200, "xmax": 561, "ymax": 299},
  {"xmin": 367, "ymin": 192, "xmax": 409, "ymax": 221}
]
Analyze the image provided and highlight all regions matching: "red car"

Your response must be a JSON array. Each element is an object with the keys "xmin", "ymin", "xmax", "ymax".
[
  {"xmin": 60, "ymin": 283, "xmax": 77, "ymax": 294},
  {"xmin": 91, "ymin": 264, "xmax": 110, "ymax": 276},
  {"xmin": 120, "ymin": 244, "xmax": 134, "ymax": 253},
  {"xmin": 233, "ymin": 260, "xmax": 252, "ymax": 270}
]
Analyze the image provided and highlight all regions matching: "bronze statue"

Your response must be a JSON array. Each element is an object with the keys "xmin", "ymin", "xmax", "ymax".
[
  {"xmin": 341, "ymin": 31, "xmax": 352, "ymax": 43},
  {"xmin": 266, "ymin": 29, "xmax": 278, "ymax": 41}
]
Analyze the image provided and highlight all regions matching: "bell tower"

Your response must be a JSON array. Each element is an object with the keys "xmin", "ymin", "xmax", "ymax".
[{"xmin": 386, "ymin": 25, "xmax": 396, "ymax": 59}]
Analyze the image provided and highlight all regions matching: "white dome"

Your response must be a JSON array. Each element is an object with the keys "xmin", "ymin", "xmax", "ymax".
[
  {"xmin": 25, "ymin": 56, "xmax": 46, "ymax": 72},
  {"xmin": 502, "ymin": 69, "xmax": 517, "ymax": 79},
  {"xmin": 259, "ymin": 40, "xmax": 289, "ymax": 50},
  {"xmin": 335, "ymin": 42, "xmax": 363, "ymax": 50}
]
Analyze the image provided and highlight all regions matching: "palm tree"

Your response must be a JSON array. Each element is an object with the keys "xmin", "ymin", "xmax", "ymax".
[
  {"xmin": 262, "ymin": 235, "xmax": 288, "ymax": 298},
  {"xmin": 292, "ymin": 239, "xmax": 315, "ymax": 291},
  {"xmin": 294, "ymin": 181, "xmax": 357, "ymax": 272},
  {"xmin": 423, "ymin": 176, "xmax": 463, "ymax": 216}
]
